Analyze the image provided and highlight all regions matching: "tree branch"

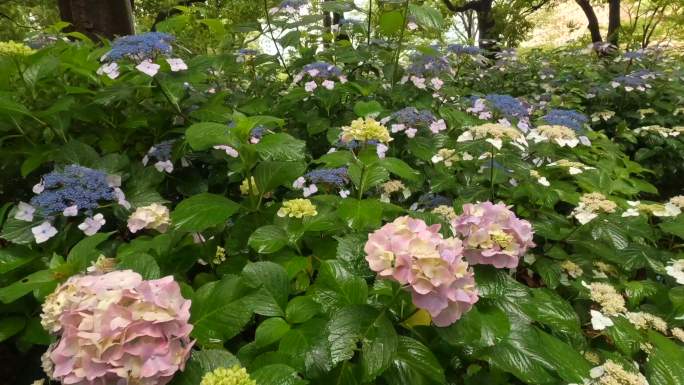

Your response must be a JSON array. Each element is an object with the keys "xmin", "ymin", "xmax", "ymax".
[{"xmin": 442, "ymin": 0, "xmax": 483, "ymax": 13}]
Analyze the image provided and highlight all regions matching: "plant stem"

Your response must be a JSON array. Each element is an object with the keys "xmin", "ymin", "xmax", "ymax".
[
  {"xmin": 263, "ymin": 0, "xmax": 292, "ymax": 79},
  {"xmin": 489, "ymin": 144, "xmax": 496, "ymax": 201},
  {"xmin": 153, "ymin": 76, "xmax": 188, "ymax": 121},
  {"xmin": 391, "ymin": 0, "xmax": 410, "ymax": 88}
]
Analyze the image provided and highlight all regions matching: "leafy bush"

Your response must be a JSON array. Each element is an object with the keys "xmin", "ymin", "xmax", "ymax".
[{"xmin": 1, "ymin": 7, "xmax": 684, "ymax": 385}]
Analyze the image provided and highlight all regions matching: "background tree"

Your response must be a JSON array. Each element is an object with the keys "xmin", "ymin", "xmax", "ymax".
[{"xmin": 574, "ymin": 0, "xmax": 621, "ymax": 45}]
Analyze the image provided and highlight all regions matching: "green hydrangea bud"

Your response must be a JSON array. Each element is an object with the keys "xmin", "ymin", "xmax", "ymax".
[
  {"xmin": 200, "ymin": 366, "xmax": 257, "ymax": 385},
  {"xmin": 0, "ymin": 41, "xmax": 34, "ymax": 56}
]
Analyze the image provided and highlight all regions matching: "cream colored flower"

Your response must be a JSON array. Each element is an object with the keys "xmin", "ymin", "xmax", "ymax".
[
  {"xmin": 668, "ymin": 195, "xmax": 684, "ymax": 209},
  {"xmin": 589, "ymin": 282, "xmax": 626, "ymax": 315},
  {"xmin": 665, "ymin": 259, "xmax": 684, "ymax": 284},
  {"xmin": 213, "ymin": 246, "xmax": 226, "ymax": 264},
  {"xmin": 457, "ymin": 123, "xmax": 527, "ymax": 150},
  {"xmin": 200, "ymin": 366, "xmax": 256, "ymax": 385},
  {"xmin": 240, "ymin": 176, "xmax": 259, "ymax": 196},
  {"xmin": 625, "ymin": 312, "xmax": 668, "ymax": 333},
  {"xmin": 592, "ymin": 360, "xmax": 648, "ymax": 385},
  {"xmin": 340, "ymin": 117, "xmax": 392, "ymax": 143},
  {"xmin": 0, "ymin": 41, "xmax": 34, "ymax": 56},
  {"xmin": 561, "ymin": 260, "xmax": 583, "ymax": 278},
  {"xmin": 127, "ymin": 203, "xmax": 171, "ymax": 233},
  {"xmin": 671, "ymin": 327, "xmax": 684, "ymax": 343},
  {"xmin": 277, "ymin": 199, "xmax": 318, "ymax": 218},
  {"xmin": 527, "ymin": 125, "xmax": 583, "ymax": 147},
  {"xmin": 547, "ymin": 159, "xmax": 595, "ymax": 175},
  {"xmin": 591, "ymin": 111, "xmax": 615, "ymax": 122},
  {"xmin": 431, "ymin": 148, "xmax": 460, "ymax": 167},
  {"xmin": 571, "ymin": 193, "xmax": 617, "ymax": 224},
  {"xmin": 431, "ymin": 205, "xmax": 457, "ymax": 221}
]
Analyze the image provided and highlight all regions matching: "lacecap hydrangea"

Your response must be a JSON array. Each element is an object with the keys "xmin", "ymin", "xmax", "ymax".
[
  {"xmin": 40, "ymin": 270, "xmax": 194, "ymax": 385},
  {"xmin": 364, "ymin": 216, "xmax": 479, "ymax": 327},
  {"xmin": 451, "ymin": 202, "xmax": 535, "ymax": 269}
]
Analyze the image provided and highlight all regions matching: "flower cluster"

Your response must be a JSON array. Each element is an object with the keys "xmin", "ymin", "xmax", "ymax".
[
  {"xmin": 340, "ymin": 117, "xmax": 392, "ymax": 144},
  {"xmin": 29, "ymin": 165, "xmax": 117, "ymax": 217},
  {"xmin": 621, "ymin": 200, "xmax": 681, "ymax": 218},
  {"xmin": 382, "ymin": 107, "xmax": 446, "ymax": 137},
  {"xmin": 570, "ymin": 193, "xmax": 617, "ymax": 224},
  {"xmin": 446, "ymin": 44, "xmax": 481, "ymax": 56},
  {"xmin": 41, "ymin": 270, "xmax": 194, "ymax": 385},
  {"xmin": 467, "ymin": 94, "xmax": 531, "ymax": 129},
  {"xmin": 665, "ymin": 259, "xmax": 684, "ymax": 284},
  {"xmin": 588, "ymin": 282, "xmax": 626, "ymax": 315},
  {"xmin": 413, "ymin": 193, "xmax": 452, "ymax": 210},
  {"xmin": 99, "ymin": 32, "xmax": 186, "ymax": 78},
  {"xmin": 540, "ymin": 109, "xmax": 588, "ymax": 131},
  {"xmin": 431, "ymin": 148, "xmax": 468, "ymax": 167},
  {"xmin": 143, "ymin": 140, "xmax": 175, "ymax": 173},
  {"xmin": 276, "ymin": 0, "xmax": 308, "ymax": 13},
  {"xmin": 294, "ymin": 167, "xmax": 350, "ymax": 197},
  {"xmin": 527, "ymin": 125, "xmax": 589, "ymax": 147},
  {"xmin": 379, "ymin": 180, "xmax": 410, "ymax": 203},
  {"xmin": 591, "ymin": 110, "xmax": 616, "ymax": 122},
  {"xmin": 200, "ymin": 366, "xmax": 257, "ymax": 385},
  {"xmin": 547, "ymin": 159, "xmax": 595, "ymax": 175},
  {"xmin": 587, "ymin": 360, "xmax": 648, "ymax": 385},
  {"xmin": 561, "ymin": 260, "xmax": 583, "ymax": 278},
  {"xmin": 240, "ymin": 177, "xmax": 259, "ymax": 196},
  {"xmin": 277, "ymin": 198, "xmax": 318, "ymax": 218},
  {"xmin": 402, "ymin": 53, "xmax": 452, "ymax": 90},
  {"xmin": 457, "ymin": 123, "xmax": 527, "ymax": 150},
  {"xmin": 610, "ymin": 70, "xmax": 657, "ymax": 92},
  {"xmin": 0, "ymin": 40, "xmax": 34, "ymax": 56},
  {"xmin": 364, "ymin": 216, "xmax": 479, "ymax": 326},
  {"xmin": 451, "ymin": 202, "xmax": 535, "ymax": 269},
  {"xmin": 294, "ymin": 61, "xmax": 347, "ymax": 92},
  {"xmin": 625, "ymin": 312, "xmax": 668, "ymax": 333},
  {"xmin": 431, "ymin": 205, "xmax": 458, "ymax": 221},
  {"xmin": 633, "ymin": 125, "xmax": 682, "ymax": 137},
  {"xmin": 127, "ymin": 203, "xmax": 171, "ymax": 233}
]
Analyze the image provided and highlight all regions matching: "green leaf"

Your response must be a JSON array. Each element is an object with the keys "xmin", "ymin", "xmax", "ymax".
[
  {"xmin": 408, "ymin": 4, "xmax": 444, "ymax": 31},
  {"xmin": 337, "ymin": 198, "xmax": 383, "ymax": 230},
  {"xmin": 382, "ymin": 336, "xmax": 446, "ymax": 385},
  {"xmin": 190, "ymin": 275, "xmax": 252, "ymax": 346},
  {"xmin": 0, "ymin": 246, "xmax": 39, "ymax": 274},
  {"xmin": 170, "ymin": 350, "xmax": 240, "ymax": 385},
  {"xmin": 0, "ymin": 270, "xmax": 55, "ymax": 304},
  {"xmin": 255, "ymin": 317, "xmax": 291, "ymax": 348},
  {"xmin": 0, "ymin": 316, "xmax": 26, "ymax": 343},
  {"xmin": 353, "ymin": 101, "xmax": 383, "ymax": 117},
  {"xmin": 521, "ymin": 289, "xmax": 582, "ymax": 341},
  {"xmin": 242, "ymin": 262, "xmax": 289, "ymax": 317},
  {"xmin": 285, "ymin": 296, "xmax": 322, "ymax": 324},
  {"xmin": 379, "ymin": 10, "xmax": 404, "ymax": 35},
  {"xmin": 251, "ymin": 364, "xmax": 305, "ymax": 385},
  {"xmin": 534, "ymin": 328, "xmax": 591, "ymax": 383},
  {"xmin": 255, "ymin": 133, "xmax": 307, "ymax": 161},
  {"xmin": 186, "ymin": 122, "xmax": 235, "ymax": 150},
  {"xmin": 248, "ymin": 225, "xmax": 288, "ymax": 254},
  {"xmin": 327, "ymin": 304, "xmax": 376, "ymax": 364},
  {"xmin": 0, "ymin": 97, "xmax": 34, "ymax": 118},
  {"xmin": 171, "ymin": 193, "xmax": 240, "ymax": 232},
  {"xmin": 646, "ymin": 331, "xmax": 684, "ymax": 385},
  {"xmin": 117, "ymin": 253, "xmax": 161, "ymax": 280},
  {"xmin": 67, "ymin": 232, "xmax": 112, "ymax": 273},
  {"xmin": 361, "ymin": 311, "xmax": 398, "ymax": 381},
  {"xmin": 0, "ymin": 208, "xmax": 39, "ymax": 245},
  {"xmin": 659, "ymin": 215, "xmax": 684, "ymax": 239},
  {"xmin": 605, "ymin": 316, "xmax": 644, "ymax": 356},
  {"xmin": 312, "ymin": 260, "xmax": 368, "ymax": 312},
  {"xmin": 254, "ymin": 161, "xmax": 307, "ymax": 194},
  {"xmin": 380, "ymin": 157, "xmax": 421, "ymax": 182}
]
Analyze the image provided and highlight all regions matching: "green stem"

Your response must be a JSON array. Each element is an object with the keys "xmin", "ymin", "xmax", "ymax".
[
  {"xmin": 263, "ymin": 0, "xmax": 292, "ymax": 79},
  {"xmin": 489, "ymin": 144, "xmax": 496, "ymax": 201},
  {"xmin": 153, "ymin": 76, "xmax": 188, "ymax": 121},
  {"xmin": 391, "ymin": 0, "xmax": 410, "ymax": 88}
]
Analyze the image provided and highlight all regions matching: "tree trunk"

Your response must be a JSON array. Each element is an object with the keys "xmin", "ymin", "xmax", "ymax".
[
  {"xmin": 607, "ymin": 0, "xmax": 621, "ymax": 45},
  {"xmin": 58, "ymin": 0, "xmax": 135, "ymax": 41},
  {"xmin": 476, "ymin": 0, "xmax": 495, "ymax": 50},
  {"xmin": 575, "ymin": 0, "xmax": 602, "ymax": 43}
]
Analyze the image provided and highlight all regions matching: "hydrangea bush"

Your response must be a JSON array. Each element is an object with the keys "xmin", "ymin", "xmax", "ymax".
[{"xmin": 1, "ymin": 4, "xmax": 684, "ymax": 385}]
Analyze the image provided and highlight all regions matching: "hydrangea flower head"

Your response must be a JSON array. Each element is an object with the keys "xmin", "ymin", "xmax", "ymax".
[
  {"xmin": 30, "ymin": 165, "xmax": 116, "ymax": 216},
  {"xmin": 588, "ymin": 282, "xmax": 626, "ymax": 315},
  {"xmin": 200, "ymin": 366, "xmax": 257, "ymax": 385},
  {"xmin": 0, "ymin": 40, "xmax": 34, "ymax": 56},
  {"xmin": 570, "ymin": 193, "xmax": 617, "ymax": 224},
  {"xmin": 451, "ymin": 202, "xmax": 535, "ymax": 269},
  {"xmin": 143, "ymin": 139, "xmax": 175, "ymax": 166},
  {"xmin": 484, "ymin": 94, "xmax": 529, "ymax": 119},
  {"xmin": 446, "ymin": 44, "xmax": 481, "ymax": 56},
  {"xmin": 457, "ymin": 123, "xmax": 527, "ymax": 149},
  {"xmin": 277, "ymin": 199, "xmax": 318, "ymax": 218},
  {"xmin": 340, "ymin": 117, "xmax": 392, "ymax": 144},
  {"xmin": 104, "ymin": 32, "xmax": 175, "ymax": 62},
  {"xmin": 527, "ymin": 125, "xmax": 584, "ymax": 147},
  {"xmin": 41, "ymin": 270, "xmax": 194, "ymax": 385},
  {"xmin": 127, "ymin": 203, "xmax": 171, "ymax": 233},
  {"xmin": 365, "ymin": 216, "xmax": 478, "ymax": 326},
  {"xmin": 294, "ymin": 61, "xmax": 346, "ymax": 88},
  {"xmin": 304, "ymin": 167, "xmax": 349, "ymax": 187},
  {"xmin": 610, "ymin": 70, "xmax": 657, "ymax": 92},
  {"xmin": 406, "ymin": 53, "xmax": 452, "ymax": 78},
  {"xmin": 541, "ymin": 109, "xmax": 588, "ymax": 131}
]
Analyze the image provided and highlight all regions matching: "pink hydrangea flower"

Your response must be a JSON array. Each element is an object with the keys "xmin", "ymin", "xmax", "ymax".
[
  {"xmin": 451, "ymin": 202, "xmax": 535, "ymax": 269},
  {"xmin": 365, "ymin": 216, "xmax": 479, "ymax": 327},
  {"xmin": 41, "ymin": 270, "xmax": 194, "ymax": 385}
]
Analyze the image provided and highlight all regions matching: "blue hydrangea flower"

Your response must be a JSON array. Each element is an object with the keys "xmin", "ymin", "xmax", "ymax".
[
  {"xmin": 105, "ymin": 32, "xmax": 175, "ymax": 62},
  {"xmin": 623, "ymin": 50, "xmax": 646, "ymax": 60},
  {"xmin": 611, "ymin": 69, "xmax": 657, "ymax": 91},
  {"xmin": 447, "ymin": 44, "xmax": 481, "ymax": 56},
  {"xmin": 416, "ymin": 193, "xmax": 452, "ymax": 209},
  {"xmin": 391, "ymin": 107, "xmax": 436, "ymax": 126},
  {"xmin": 280, "ymin": 0, "xmax": 307, "ymax": 10},
  {"xmin": 301, "ymin": 61, "xmax": 343, "ymax": 79},
  {"xmin": 146, "ymin": 140, "xmax": 174, "ymax": 162},
  {"xmin": 305, "ymin": 167, "xmax": 349, "ymax": 187},
  {"xmin": 484, "ymin": 94, "xmax": 529, "ymax": 119},
  {"xmin": 541, "ymin": 109, "xmax": 588, "ymax": 131},
  {"xmin": 406, "ymin": 54, "xmax": 451, "ymax": 78},
  {"xmin": 237, "ymin": 48, "xmax": 258, "ymax": 56},
  {"xmin": 30, "ymin": 165, "xmax": 116, "ymax": 216},
  {"xmin": 336, "ymin": 139, "xmax": 380, "ymax": 149}
]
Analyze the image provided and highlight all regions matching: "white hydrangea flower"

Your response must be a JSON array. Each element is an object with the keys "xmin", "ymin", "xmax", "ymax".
[
  {"xmin": 665, "ymin": 259, "xmax": 684, "ymax": 284},
  {"xmin": 14, "ymin": 202, "xmax": 35, "ymax": 222},
  {"xmin": 32, "ymin": 221, "xmax": 57, "ymax": 244},
  {"xmin": 590, "ymin": 310, "xmax": 614, "ymax": 330},
  {"xmin": 166, "ymin": 57, "xmax": 188, "ymax": 72},
  {"xmin": 154, "ymin": 160, "xmax": 174, "ymax": 173},
  {"xmin": 135, "ymin": 60, "xmax": 160, "ymax": 77},
  {"xmin": 78, "ymin": 214, "xmax": 106, "ymax": 236},
  {"xmin": 62, "ymin": 205, "xmax": 78, "ymax": 217},
  {"xmin": 213, "ymin": 145, "xmax": 239, "ymax": 158},
  {"xmin": 97, "ymin": 62, "xmax": 120, "ymax": 79}
]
